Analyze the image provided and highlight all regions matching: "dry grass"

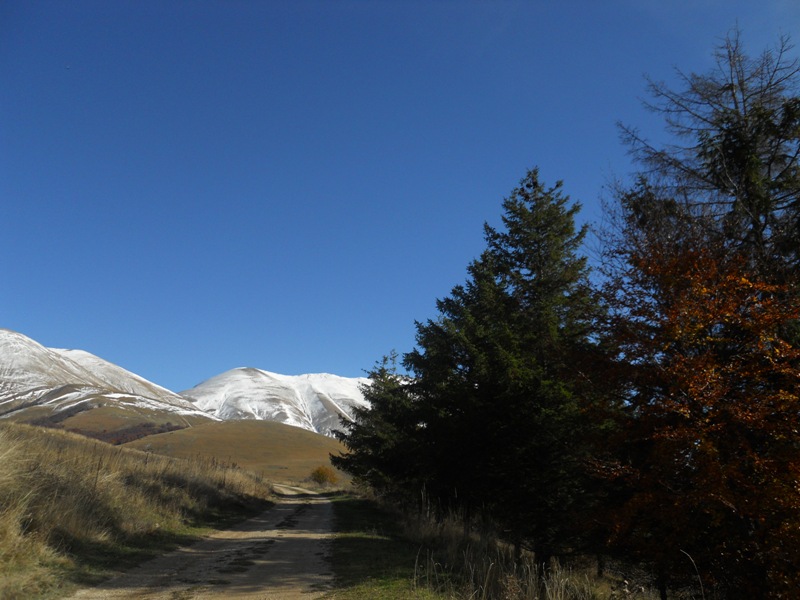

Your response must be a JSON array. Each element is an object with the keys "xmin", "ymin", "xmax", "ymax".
[
  {"xmin": 5, "ymin": 401, "xmax": 214, "ymax": 446},
  {"xmin": 125, "ymin": 419, "xmax": 349, "ymax": 483},
  {"xmin": 57, "ymin": 404, "xmax": 211, "ymax": 433},
  {"xmin": 401, "ymin": 507, "xmax": 662, "ymax": 600},
  {"xmin": 0, "ymin": 421, "xmax": 273, "ymax": 599},
  {"xmin": 325, "ymin": 494, "xmax": 658, "ymax": 600}
]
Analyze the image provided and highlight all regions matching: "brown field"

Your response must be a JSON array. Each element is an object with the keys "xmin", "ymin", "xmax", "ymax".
[{"xmin": 125, "ymin": 419, "xmax": 348, "ymax": 484}]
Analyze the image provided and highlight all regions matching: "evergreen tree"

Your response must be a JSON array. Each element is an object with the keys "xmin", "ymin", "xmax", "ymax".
[
  {"xmin": 331, "ymin": 353, "xmax": 425, "ymax": 502},
  {"xmin": 404, "ymin": 169, "xmax": 603, "ymax": 562},
  {"xmin": 335, "ymin": 169, "xmax": 604, "ymax": 562}
]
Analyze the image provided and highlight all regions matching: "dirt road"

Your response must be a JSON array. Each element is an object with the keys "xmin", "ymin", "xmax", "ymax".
[{"xmin": 69, "ymin": 486, "xmax": 334, "ymax": 600}]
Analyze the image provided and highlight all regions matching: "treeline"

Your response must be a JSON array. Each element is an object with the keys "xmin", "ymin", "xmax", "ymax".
[{"xmin": 332, "ymin": 31, "xmax": 800, "ymax": 600}]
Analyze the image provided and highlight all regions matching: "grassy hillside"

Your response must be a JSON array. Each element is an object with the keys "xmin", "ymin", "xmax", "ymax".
[
  {"xmin": 55, "ymin": 403, "xmax": 211, "ymax": 434},
  {"xmin": 0, "ymin": 421, "xmax": 273, "ymax": 599},
  {"xmin": 4, "ymin": 400, "xmax": 213, "ymax": 443},
  {"xmin": 125, "ymin": 419, "xmax": 348, "ymax": 483}
]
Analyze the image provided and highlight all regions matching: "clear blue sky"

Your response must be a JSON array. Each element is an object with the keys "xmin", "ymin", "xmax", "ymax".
[{"xmin": 2, "ymin": 1, "xmax": 798, "ymax": 392}]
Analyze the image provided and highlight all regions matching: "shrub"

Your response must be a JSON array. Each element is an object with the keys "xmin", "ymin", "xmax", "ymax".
[{"xmin": 310, "ymin": 464, "xmax": 339, "ymax": 486}]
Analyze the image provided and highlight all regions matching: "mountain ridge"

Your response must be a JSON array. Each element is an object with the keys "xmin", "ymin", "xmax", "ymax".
[{"xmin": 0, "ymin": 329, "xmax": 368, "ymax": 436}]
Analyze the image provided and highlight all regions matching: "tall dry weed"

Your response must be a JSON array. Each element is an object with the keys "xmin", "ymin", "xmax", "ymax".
[
  {"xmin": 402, "ymin": 503, "xmax": 661, "ymax": 600},
  {"xmin": 0, "ymin": 422, "xmax": 273, "ymax": 599},
  {"xmin": 0, "ymin": 427, "xmax": 69, "ymax": 599}
]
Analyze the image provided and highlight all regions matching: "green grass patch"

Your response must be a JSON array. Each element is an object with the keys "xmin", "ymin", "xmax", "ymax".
[
  {"xmin": 324, "ymin": 495, "xmax": 449, "ymax": 599},
  {"xmin": 323, "ymin": 494, "xmax": 659, "ymax": 600}
]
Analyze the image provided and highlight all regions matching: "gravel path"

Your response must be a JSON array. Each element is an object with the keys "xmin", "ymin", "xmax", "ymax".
[{"xmin": 69, "ymin": 486, "xmax": 334, "ymax": 600}]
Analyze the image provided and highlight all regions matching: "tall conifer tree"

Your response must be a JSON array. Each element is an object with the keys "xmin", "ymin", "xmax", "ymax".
[{"xmin": 403, "ymin": 168, "xmax": 602, "ymax": 562}]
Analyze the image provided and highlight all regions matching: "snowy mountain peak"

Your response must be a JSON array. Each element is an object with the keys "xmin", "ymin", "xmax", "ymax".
[
  {"xmin": 0, "ymin": 329, "xmax": 106, "ymax": 398},
  {"xmin": 52, "ymin": 348, "xmax": 199, "ymax": 410},
  {"xmin": 181, "ymin": 367, "xmax": 370, "ymax": 436}
]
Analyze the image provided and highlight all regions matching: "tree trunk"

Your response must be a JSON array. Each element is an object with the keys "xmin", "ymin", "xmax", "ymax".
[
  {"xmin": 596, "ymin": 554, "xmax": 605, "ymax": 578},
  {"xmin": 656, "ymin": 569, "xmax": 668, "ymax": 600}
]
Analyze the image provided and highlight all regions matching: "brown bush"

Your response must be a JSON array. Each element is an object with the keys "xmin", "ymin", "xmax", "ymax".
[{"xmin": 309, "ymin": 464, "xmax": 339, "ymax": 486}]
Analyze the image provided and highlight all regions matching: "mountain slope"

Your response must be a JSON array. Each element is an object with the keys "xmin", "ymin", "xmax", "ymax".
[
  {"xmin": 0, "ymin": 329, "xmax": 107, "ymax": 403},
  {"xmin": 0, "ymin": 329, "xmax": 213, "ymax": 422},
  {"xmin": 181, "ymin": 367, "xmax": 370, "ymax": 436},
  {"xmin": 53, "ymin": 348, "xmax": 195, "ymax": 409}
]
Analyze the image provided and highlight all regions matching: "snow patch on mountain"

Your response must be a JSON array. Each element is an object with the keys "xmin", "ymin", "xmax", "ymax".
[
  {"xmin": 0, "ymin": 329, "xmax": 106, "ymax": 397},
  {"xmin": 53, "ymin": 348, "xmax": 197, "ymax": 410}
]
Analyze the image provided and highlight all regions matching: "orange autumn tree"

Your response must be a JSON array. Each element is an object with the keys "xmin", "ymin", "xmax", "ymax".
[{"xmin": 603, "ymin": 225, "xmax": 800, "ymax": 598}]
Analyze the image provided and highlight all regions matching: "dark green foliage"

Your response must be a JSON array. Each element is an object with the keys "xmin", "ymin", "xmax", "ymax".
[
  {"xmin": 406, "ymin": 170, "xmax": 602, "ymax": 558},
  {"xmin": 332, "ymin": 353, "xmax": 424, "ymax": 501},
  {"xmin": 336, "ymin": 169, "xmax": 605, "ymax": 562}
]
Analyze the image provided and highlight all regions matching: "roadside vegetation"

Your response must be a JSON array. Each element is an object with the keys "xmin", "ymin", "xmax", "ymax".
[
  {"xmin": 0, "ymin": 421, "xmax": 273, "ymax": 599},
  {"xmin": 326, "ymin": 494, "xmax": 445, "ymax": 599},
  {"xmin": 326, "ymin": 493, "xmax": 661, "ymax": 599},
  {"xmin": 310, "ymin": 464, "xmax": 340, "ymax": 487}
]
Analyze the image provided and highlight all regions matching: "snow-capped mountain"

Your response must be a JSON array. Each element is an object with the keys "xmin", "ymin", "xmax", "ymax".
[
  {"xmin": 0, "ymin": 329, "xmax": 369, "ymax": 437},
  {"xmin": 180, "ymin": 367, "xmax": 370, "ymax": 436},
  {"xmin": 0, "ymin": 329, "xmax": 213, "ymax": 420}
]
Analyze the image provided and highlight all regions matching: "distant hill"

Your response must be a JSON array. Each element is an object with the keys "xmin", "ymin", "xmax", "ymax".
[
  {"xmin": 125, "ymin": 419, "xmax": 347, "ymax": 483},
  {"xmin": 0, "ymin": 329, "xmax": 368, "ymax": 439}
]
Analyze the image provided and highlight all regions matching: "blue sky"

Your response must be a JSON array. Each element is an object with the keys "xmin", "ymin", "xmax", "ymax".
[{"xmin": 2, "ymin": 1, "xmax": 798, "ymax": 391}]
